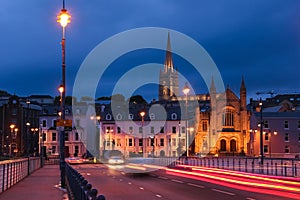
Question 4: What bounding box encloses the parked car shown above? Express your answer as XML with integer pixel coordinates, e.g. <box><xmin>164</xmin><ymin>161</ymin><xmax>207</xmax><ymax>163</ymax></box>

<box><xmin>66</xmin><ymin>157</ymin><xmax>89</xmax><ymax>164</ymax></box>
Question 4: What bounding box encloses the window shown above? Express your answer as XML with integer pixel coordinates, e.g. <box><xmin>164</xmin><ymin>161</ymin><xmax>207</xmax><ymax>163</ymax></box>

<box><xmin>42</xmin><ymin>120</ymin><xmax>47</xmax><ymax>127</ymax></box>
<box><xmin>128</xmin><ymin>114</ymin><xmax>133</xmax><ymax>120</ymax></box>
<box><xmin>172</xmin><ymin>126</ymin><xmax>176</xmax><ymax>134</ymax></box>
<box><xmin>264</xmin><ymin>145</ymin><xmax>268</xmax><ymax>153</ymax></box>
<box><xmin>75</xmin><ymin>132</ymin><xmax>79</xmax><ymax>141</ymax></box>
<box><xmin>75</xmin><ymin>146</ymin><xmax>79</xmax><ymax>155</ymax></box>
<box><xmin>222</xmin><ymin>109</ymin><xmax>234</xmax><ymax>126</ymax></box>
<box><xmin>53</xmin><ymin>120</ymin><xmax>57</xmax><ymax>128</ymax></box>
<box><xmin>285</xmin><ymin>133</ymin><xmax>289</xmax><ymax>142</ymax></box>
<box><xmin>160</xmin><ymin>138</ymin><xmax>164</xmax><ymax>146</ymax></box>
<box><xmin>42</xmin><ymin>132</ymin><xmax>46</xmax><ymax>141</ymax></box>
<box><xmin>139</xmin><ymin>139</ymin><xmax>143</xmax><ymax>146</ymax></box>
<box><xmin>52</xmin><ymin>132</ymin><xmax>57</xmax><ymax>141</ymax></box>
<box><xmin>298</xmin><ymin>133</ymin><xmax>300</xmax><ymax>142</ymax></box>
<box><xmin>298</xmin><ymin>121</ymin><xmax>300</xmax><ymax>129</ymax></box>
<box><xmin>117</xmin><ymin>139</ymin><xmax>121</xmax><ymax>146</ymax></box>
<box><xmin>171</xmin><ymin>113</ymin><xmax>177</xmax><ymax>120</ymax></box>
<box><xmin>52</xmin><ymin>146</ymin><xmax>56</xmax><ymax>154</ymax></box>
<box><xmin>181</xmin><ymin>126</ymin><xmax>186</xmax><ymax>133</ymax></box>
<box><xmin>139</xmin><ymin>127</ymin><xmax>143</xmax><ymax>133</ymax></box>
<box><xmin>160</xmin><ymin>127</ymin><xmax>164</xmax><ymax>133</ymax></box>
<box><xmin>172</xmin><ymin>138</ymin><xmax>176</xmax><ymax>146</ymax></box>
<box><xmin>264</xmin><ymin>120</ymin><xmax>269</xmax><ymax>129</ymax></box>
<box><xmin>202</xmin><ymin>121</ymin><xmax>208</xmax><ymax>132</ymax></box>
<box><xmin>284</xmin><ymin>121</ymin><xmax>289</xmax><ymax>129</ymax></box>
<box><xmin>220</xmin><ymin>139</ymin><xmax>226</xmax><ymax>151</ymax></box>
<box><xmin>150</xmin><ymin>113</ymin><xmax>155</xmax><ymax>120</ymax></box>
<box><xmin>230</xmin><ymin>139</ymin><xmax>237</xmax><ymax>152</ymax></box>
<box><xmin>150</xmin><ymin>126</ymin><xmax>154</xmax><ymax>134</ymax></box>
<box><xmin>106</xmin><ymin>114</ymin><xmax>112</xmax><ymax>120</ymax></box>
<box><xmin>264</xmin><ymin>132</ymin><xmax>269</xmax><ymax>141</ymax></box>
<box><xmin>129</xmin><ymin>126</ymin><xmax>133</xmax><ymax>134</ymax></box>
<box><xmin>284</xmin><ymin>145</ymin><xmax>290</xmax><ymax>153</ymax></box>
<box><xmin>65</xmin><ymin>132</ymin><xmax>69</xmax><ymax>141</ymax></box>
<box><xmin>129</xmin><ymin>138</ymin><xmax>133</xmax><ymax>146</ymax></box>
<box><xmin>117</xmin><ymin>127</ymin><xmax>121</xmax><ymax>133</ymax></box>
<box><xmin>116</xmin><ymin>114</ymin><xmax>122</xmax><ymax>120</ymax></box>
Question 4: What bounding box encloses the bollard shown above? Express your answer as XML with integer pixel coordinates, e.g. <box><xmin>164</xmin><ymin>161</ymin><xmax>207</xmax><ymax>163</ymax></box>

<box><xmin>90</xmin><ymin>188</ymin><xmax>98</xmax><ymax>200</ymax></box>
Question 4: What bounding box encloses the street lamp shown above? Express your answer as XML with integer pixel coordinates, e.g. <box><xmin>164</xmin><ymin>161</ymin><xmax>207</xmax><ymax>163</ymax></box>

<box><xmin>26</xmin><ymin>98</ymin><xmax>30</xmax><ymax>157</ymax></box>
<box><xmin>258</xmin><ymin>98</ymin><xmax>264</xmax><ymax>165</ymax></box>
<box><xmin>182</xmin><ymin>82</ymin><xmax>190</xmax><ymax>157</ymax></box>
<box><xmin>269</xmin><ymin>130</ymin><xmax>277</xmax><ymax>158</ymax></box>
<box><xmin>140</xmin><ymin>111</ymin><xmax>145</xmax><ymax>157</ymax></box>
<box><xmin>57</xmin><ymin>0</ymin><xmax>71</xmax><ymax>189</ymax></box>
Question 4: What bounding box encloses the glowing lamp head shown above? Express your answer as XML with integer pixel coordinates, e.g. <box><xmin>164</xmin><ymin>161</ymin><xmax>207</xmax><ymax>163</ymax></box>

<box><xmin>183</xmin><ymin>82</ymin><xmax>190</xmax><ymax>95</ymax></box>
<box><xmin>140</xmin><ymin>111</ymin><xmax>145</xmax><ymax>117</ymax></box>
<box><xmin>58</xmin><ymin>85</ymin><xmax>64</xmax><ymax>94</ymax></box>
<box><xmin>57</xmin><ymin>9</ymin><xmax>71</xmax><ymax>28</ymax></box>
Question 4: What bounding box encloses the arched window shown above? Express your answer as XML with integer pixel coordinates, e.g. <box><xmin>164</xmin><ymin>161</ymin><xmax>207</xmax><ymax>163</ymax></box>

<box><xmin>230</xmin><ymin>139</ymin><xmax>237</xmax><ymax>152</ymax></box>
<box><xmin>171</xmin><ymin>113</ymin><xmax>177</xmax><ymax>120</ymax></box>
<box><xmin>150</xmin><ymin>113</ymin><xmax>155</xmax><ymax>120</ymax></box>
<box><xmin>220</xmin><ymin>139</ymin><xmax>226</xmax><ymax>151</ymax></box>
<box><xmin>106</xmin><ymin>114</ymin><xmax>112</xmax><ymax>120</ymax></box>
<box><xmin>222</xmin><ymin>109</ymin><xmax>234</xmax><ymax>127</ymax></box>
<box><xmin>128</xmin><ymin>114</ymin><xmax>133</xmax><ymax>120</ymax></box>
<box><xmin>116</xmin><ymin>113</ymin><xmax>122</xmax><ymax>120</ymax></box>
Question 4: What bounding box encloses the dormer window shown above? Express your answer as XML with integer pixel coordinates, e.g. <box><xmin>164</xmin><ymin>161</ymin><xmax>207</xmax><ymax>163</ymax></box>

<box><xmin>171</xmin><ymin>113</ymin><xmax>177</xmax><ymax>120</ymax></box>
<box><xmin>150</xmin><ymin>113</ymin><xmax>155</xmax><ymax>120</ymax></box>
<box><xmin>116</xmin><ymin>114</ymin><xmax>122</xmax><ymax>120</ymax></box>
<box><xmin>128</xmin><ymin>114</ymin><xmax>133</xmax><ymax>120</ymax></box>
<box><xmin>106</xmin><ymin>114</ymin><xmax>112</xmax><ymax>120</ymax></box>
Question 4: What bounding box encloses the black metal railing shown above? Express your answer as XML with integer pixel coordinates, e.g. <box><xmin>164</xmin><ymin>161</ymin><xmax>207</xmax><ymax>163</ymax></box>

<box><xmin>0</xmin><ymin>157</ymin><xmax>42</xmax><ymax>193</ymax></box>
<box><xmin>65</xmin><ymin>163</ymin><xmax>105</xmax><ymax>200</ymax></box>
<box><xmin>176</xmin><ymin>156</ymin><xmax>300</xmax><ymax>177</ymax></box>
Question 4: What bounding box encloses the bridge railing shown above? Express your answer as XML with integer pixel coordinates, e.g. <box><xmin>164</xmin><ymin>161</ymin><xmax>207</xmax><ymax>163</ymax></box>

<box><xmin>177</xmin><ymin>156</ymin><xmax>300</xmax><ymax>177</ymax></box>
<box><xmin>0</xmin><ymin>157</ymin><xmax>42</xmax><ymax>194</ymax></box>
<box><xmin>65</xmin><ymin>163</ymin><xmax>105</xmax><ymax>200</ymax></box>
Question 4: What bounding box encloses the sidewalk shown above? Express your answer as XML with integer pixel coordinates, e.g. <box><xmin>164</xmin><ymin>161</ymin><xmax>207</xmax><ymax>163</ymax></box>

<box><xmin>0</xmin><ymin>165</ymin><xmax>67</xmax><ymax>200</ymax></box>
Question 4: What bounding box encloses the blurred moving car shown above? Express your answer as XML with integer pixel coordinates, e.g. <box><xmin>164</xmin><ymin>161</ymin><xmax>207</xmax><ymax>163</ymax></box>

<box><xmin>66</xmin><ymin>157</ymin><xmax>89</xmax><ymax>164</ymax></box>
<box><xmin>108</xmin><ymin>156</ymin><xmax>125</xmax><ymax>165</ymax></box>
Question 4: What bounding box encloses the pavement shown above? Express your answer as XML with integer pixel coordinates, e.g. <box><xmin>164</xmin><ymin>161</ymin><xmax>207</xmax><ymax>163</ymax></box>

<box><xmin>0</xmin><ymin>165</ymin><xmax>68</xmax><ymax>200</ymax></box>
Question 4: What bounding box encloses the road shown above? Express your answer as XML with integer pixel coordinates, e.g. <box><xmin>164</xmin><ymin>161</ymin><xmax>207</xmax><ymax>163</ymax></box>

<box><xmin>73</xmin><ymin>164</ymin><xmax>298</xmax><ymax>200</ymax></box>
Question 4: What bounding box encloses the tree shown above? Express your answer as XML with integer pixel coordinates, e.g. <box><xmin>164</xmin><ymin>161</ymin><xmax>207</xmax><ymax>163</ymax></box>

<box><xmin>128</xmin><ymin>95</ymin><xmax>147</xmax><ymax>104</ymax></box>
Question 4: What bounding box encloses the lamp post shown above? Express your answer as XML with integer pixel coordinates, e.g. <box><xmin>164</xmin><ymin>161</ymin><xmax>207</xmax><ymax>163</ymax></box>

<box><xmin>140</xmin><ymin>111</ymin><xmax>145</xmax><ymax>157</ymax></box>
<box><xmin>258</xmin><ymin>98</ymin><xmax>264</xmax><ymax>165</ymax></box>
<box><xmin>182</xmin><ymin>82</ymin><xmax>190</xmax><ymax>157</ymax></box>
<box><xmin>269</xmin><ymin>130</ymin><xmax>277</xmax><ymax>158</ymax></box>
<box><xmin>26</xmin><ymin>98</ymin><xmax>30</xmax><ymax>157</ymax></box>
<box><xmin>57</xmin><ymin>0</ymin><xmax>71</xmax><ymax>188</ymax></box>
<box><xmin>97</xmin><ymin>116</ymin><xmax>101</xmax><ymax>159</ymax></box>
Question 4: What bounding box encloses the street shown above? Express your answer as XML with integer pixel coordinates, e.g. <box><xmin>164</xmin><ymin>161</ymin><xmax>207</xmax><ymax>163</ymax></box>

<box><xmin>73</xmin><ymin>164</ymin><xmax>297</xmax><ymax>200</ymax></box>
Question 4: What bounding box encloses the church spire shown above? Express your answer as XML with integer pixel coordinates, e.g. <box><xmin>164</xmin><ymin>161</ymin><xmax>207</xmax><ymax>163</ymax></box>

<box><xmin>164</xmin><ymin>32</ymin><xmax>174</xmax><ymax>72</ymax></box>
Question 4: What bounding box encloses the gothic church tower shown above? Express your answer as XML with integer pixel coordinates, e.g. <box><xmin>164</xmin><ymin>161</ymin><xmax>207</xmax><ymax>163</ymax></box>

<box><xmin>158</xmin><ymin>33</ymin><xmax>179</xmax><ymax>101</ymax></box>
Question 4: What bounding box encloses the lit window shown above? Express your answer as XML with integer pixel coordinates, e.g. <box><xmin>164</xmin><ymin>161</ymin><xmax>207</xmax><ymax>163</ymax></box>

<box><xmin>222</xmin><ymin>109</ymin><xmax>234</xmax><ymax>127</ymax></box>
<box><xmin>202</xmin><ymin>121</ymin><xmax>208</xmax><ymax>132</ymax></box>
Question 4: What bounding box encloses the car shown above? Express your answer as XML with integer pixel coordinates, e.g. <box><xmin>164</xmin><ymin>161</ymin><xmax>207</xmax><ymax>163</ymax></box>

<box><xmin>108</xmin><ymin>156</ymin><xmax>125</xmax><ymax>165</ymax></box>
<box><xmin>66</xmin><ymin>157</ymin><xmax>84</xmax><ymax>164</ymax></box>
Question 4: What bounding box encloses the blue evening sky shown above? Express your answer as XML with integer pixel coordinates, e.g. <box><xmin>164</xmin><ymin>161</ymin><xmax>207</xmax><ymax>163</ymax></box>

<box><xmin>0</xmin><ymin>0</ymin><xmax>299</xmax><ymax>101</ymax></box>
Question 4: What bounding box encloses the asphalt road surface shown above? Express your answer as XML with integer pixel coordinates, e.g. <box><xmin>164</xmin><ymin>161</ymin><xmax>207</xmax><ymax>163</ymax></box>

<box><xmin>73</xmin><ymin>164</ymin><xmax>298</xmax><ymax>200</ymax></box>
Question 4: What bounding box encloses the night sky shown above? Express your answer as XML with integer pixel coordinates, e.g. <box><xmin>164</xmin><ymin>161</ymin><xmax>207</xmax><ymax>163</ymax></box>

<box><xmin>0</xmin><ymin>0</ymin><xmax>300</xmax><ymax>101</ymax></box>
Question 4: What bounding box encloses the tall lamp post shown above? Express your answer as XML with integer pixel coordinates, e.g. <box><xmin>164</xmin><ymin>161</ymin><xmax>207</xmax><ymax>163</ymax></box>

<box><xmin>140</xmin><ymin>111</ymin><xmax>145</xmax><ymax>157</ymax></box>
<box><xmin>57</xmin><ymin>0</ymin><xmax>71</xmax><ymax>188</ymax></box>
<box><xmin>182</xmin><ymin>82</ymin><xmax>190</xmax><ymax>157</ymax></box>
<box><xmin>258</xmin><ymin>98</ymin><xmax>264</xmax><ymax>165</ymax></box>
